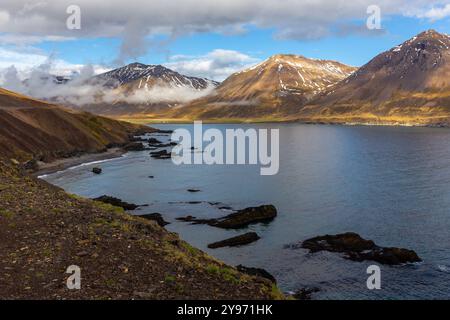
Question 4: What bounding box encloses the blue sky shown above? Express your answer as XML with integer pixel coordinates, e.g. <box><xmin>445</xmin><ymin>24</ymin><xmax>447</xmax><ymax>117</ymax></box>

<box><xmin>1</xmin><ymin>1</ymin><xmax>450</xmax><ymax>81</ymax></box>
<box><xmin>37</xmin><ymin>15</ymin><xmax>450</xmax><ymax>69</ymax></box>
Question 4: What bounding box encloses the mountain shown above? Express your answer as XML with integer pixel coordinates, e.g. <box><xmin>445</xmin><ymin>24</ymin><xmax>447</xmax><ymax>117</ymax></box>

<box><xmin>82</xmin><ymin>63</ymin><xmax>219</xmax><ymax>117</ymax></box>
<box><xmin>0</xmin><ymin>87</ymin><xmax>150</xmax><ymax>162</ymax></box>
<box><xmin>95</xmin><ymin>62</ymin><xmax>218</xmax><ymax>89</ymax></box>
<box><xmin>167</xmin><ymin>54</ymin><xmax>356</xmax><ymax>120</ymax></box>
<box><xmin>302</xmin><ymin>30</ymin><xmax>450</xmax><ymax>125</ymax></box>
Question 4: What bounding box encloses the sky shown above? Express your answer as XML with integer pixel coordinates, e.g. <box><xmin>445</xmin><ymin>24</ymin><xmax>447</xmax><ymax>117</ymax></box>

<box><xmin>1</xmin><ymin>0</ymin><xmax>450</xmax><ymax>82</ymax></box>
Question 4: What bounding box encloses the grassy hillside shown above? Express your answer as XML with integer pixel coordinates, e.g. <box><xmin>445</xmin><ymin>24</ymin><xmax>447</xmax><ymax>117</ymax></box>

<box><xmin>0</xmin><ymin>88</ymin><xmax>152</xmax><ymax>162</ymax></box>
<box><xmin>0</xmin><ymin>161</ymin><xmax>281</xmax><ymax>299</ymax></box>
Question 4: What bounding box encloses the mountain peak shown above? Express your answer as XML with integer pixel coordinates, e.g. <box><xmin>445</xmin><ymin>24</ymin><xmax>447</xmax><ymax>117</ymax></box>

<box><xmin>126</xmin><ymin>62</ymin><xmax>148</xmax><ymax>68</ymax></box>
<box><xmin>416</xmin><ymin>29</ymin><xmax>444</xmax><ymax>38</ymax></box>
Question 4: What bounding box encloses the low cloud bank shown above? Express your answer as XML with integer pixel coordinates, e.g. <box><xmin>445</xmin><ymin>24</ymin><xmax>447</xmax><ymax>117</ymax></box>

<box><xmin>0</xmin><ymin>61</ymin><xmax>215</xmax><ymax>106</ymax></box>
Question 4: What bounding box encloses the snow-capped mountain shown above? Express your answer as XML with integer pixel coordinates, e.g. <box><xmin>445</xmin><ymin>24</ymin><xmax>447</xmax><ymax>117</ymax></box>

<box><xmin>80</xmin><ymin>62</ymin><xmax>219</xmax><ymax>117</ymax></box>
<box><xmin>305</xmin><ymin>30</ymin><xmax>450</xmax><ymax>125</ymax></box>
<box><xmin>169</xmin><ymin>54</ymin><xmax>356</xmax><ymax>119</ymax></box>
<box><xmin>95</xmin><ymin>62</ymin><xmax>218</xmax><ymax>90</ymax></box>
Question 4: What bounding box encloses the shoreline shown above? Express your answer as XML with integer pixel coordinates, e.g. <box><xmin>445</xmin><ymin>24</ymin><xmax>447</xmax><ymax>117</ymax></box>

<box><xmin>117</xmin><ymin>117</ymin><xmax>450</xmax><ymax>128</ymax></box>
<box><xmin>33</xmin><ymin>148</ymin><xmax>126</xmax><ymax>177</ymax></box>
<box><xmin>1</xmin><ymin>161</ymin><xmax>281</xmax><ymax>299</ymax></box>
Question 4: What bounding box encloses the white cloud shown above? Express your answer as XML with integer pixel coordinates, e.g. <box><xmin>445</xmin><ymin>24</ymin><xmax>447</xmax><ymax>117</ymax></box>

<box><xmin>165</xmin><ymin>49</ymin><xmax>260</xmax><ymax>81</ymax></box>
<box><xmin>0</xmin><ymin>0</ymin><xmax>444</xmax><ymax>62</ymax></box>
<box><xmin>0</xmin><ymin>47</ymin><xmax>108</xmax><ymax>82</ymax></box>
<box><xmin>414</xmin><ymin>4</ymin><xmax>450</xmax><ymax>21</ymax></box>
<box><xmin>0</xmin><ymin>53</ymin><xmax>213</xmax><ymax>106</ymax></box>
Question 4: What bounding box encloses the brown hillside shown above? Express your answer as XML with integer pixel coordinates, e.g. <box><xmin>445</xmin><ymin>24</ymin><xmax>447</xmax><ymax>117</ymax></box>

<box><xmin>302</xmin><ymin>30</ymin><xmax>450</xmax><ymax>125</ymax></box>
<box><xmin>167</xmin><ymin>54</ymin><xmax>356</xmax><ymax>120</ymax></box>
<box><xmin>0</xmin><ymin>88</ymin><xmax>151</xmax><ymax>161</ymax></box>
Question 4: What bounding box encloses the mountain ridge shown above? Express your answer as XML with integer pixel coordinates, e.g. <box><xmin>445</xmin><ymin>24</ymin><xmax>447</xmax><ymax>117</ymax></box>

<box><xmin>299</xmin><ymin>29</ymin><xmax>450</xmax><ymax>125</ymax></box>
<box><xmin>0</xmin><ymin>87</ymin><xmax>152</xmax><ymax>162</ymax></box>
<box><xmin>165</xmin><ymin>54</ymin><xmax>356</xmax><ymax>120</ymax></box>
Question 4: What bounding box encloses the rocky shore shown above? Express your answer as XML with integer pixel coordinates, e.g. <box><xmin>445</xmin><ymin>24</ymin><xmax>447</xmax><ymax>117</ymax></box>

<box><xmin>0</xmin><ymin>160</ymin><xmax>283</xmax><ymax>299</ymax></box>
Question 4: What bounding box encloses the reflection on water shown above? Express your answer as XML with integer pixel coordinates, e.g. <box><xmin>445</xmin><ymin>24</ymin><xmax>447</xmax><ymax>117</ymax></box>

<box><xmin>43</xmin><ymin>124</ymin><xmax>450</xmax><ymax>299</ymax></box>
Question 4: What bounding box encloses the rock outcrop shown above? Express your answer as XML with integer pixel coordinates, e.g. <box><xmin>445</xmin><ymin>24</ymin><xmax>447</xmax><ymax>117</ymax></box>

<box><xmin>299</xmin><ymin>232</ymin><xmax>422</xmax><ymax>265</ymax></box>
<box><xmin>93</xmin><ymin>195</ymin><xmax>139</xmax><ymax>211</ymax></box>
<box><xmin>207</xmin><ymin>232</ymin><xmax>260</xmax><ymax>249</ymax></box>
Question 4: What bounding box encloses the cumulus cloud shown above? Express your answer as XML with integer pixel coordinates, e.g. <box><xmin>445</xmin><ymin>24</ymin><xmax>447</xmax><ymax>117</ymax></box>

<box><xmin>0</xmin><ymin>47</ymin><xmax>107</xmax><ymax>78</ymax></box>
<box><xmin>0</xmin><ymin>0</ymin><xmax>445</xmax><ymax>62</ymax></box>
<box><xmin>165</xmin><ymin>49</ymin><xmax>260</xmax><ymax>81</ymax></box>
<box><xmin>414</xmin><ymin>4</ymin><xmax>450</xmax><ymax>21</ymax></box>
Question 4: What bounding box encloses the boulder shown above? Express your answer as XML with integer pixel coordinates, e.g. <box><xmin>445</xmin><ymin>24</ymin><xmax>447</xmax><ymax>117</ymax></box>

<box><xmin>123</xmin><ymin>142</ymin><xmax>145</xmax><ymax>151</ymax></box>
<box><xmin>93</xmin><ymin>195</ymin><xmax>139</xmax><ymax>211</ymax></box>
<box><xmin>300</xmin><ymin>232</ymin><xmax>421</xmax><ymax>265</ymax></box>
<box><xmin>207</xmin><ymin>232</ymin><xmax>260</xmax><ymax>249</ymax></box>
<box><xmin>23</xmin><ymin>158</ymin><xmax>39</xmax><ymax>171</ymax></box>
<box><xmin>137</xmin><ymin>213</ymin><xmax>170</xmax><ymax>227</ymax></box>
<box><xmin>211</xmin><ymin>205</ymin><xmax>277</xmax><ymax>229</ymax></box>
<box><xmin>187</xmin><ymin>189</ymin><xmax>201</xmax><ymax>193</ymax></box>
<box><xmin>92</xmin><ymin>167</ymin><xmax>102</xmax><ymax>174</ymax></box>
<box><xmin>147</xmin><ymin>137</ymin><xmax>162</xmax><ymax>144</ymax></box>
<box><xmin>177</xmin><ymin>205</ymin><xmax>277</xmax><ymax>229</ymax></box>
<box><xmin>236</xmin><ymin>265</ymin><xmax>276</xmax><ymax>283</ymax></box>
<box><xmin>292</xmin><ymin>287</ymin><xmax>320</xmax><ymax>300</ymax></box>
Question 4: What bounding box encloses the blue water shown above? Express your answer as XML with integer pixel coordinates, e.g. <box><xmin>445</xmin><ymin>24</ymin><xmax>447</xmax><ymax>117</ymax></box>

<box><xmin>43</xmin><ymin>124</ymin><xmax>450</xmax><ymax>299</ymax></box>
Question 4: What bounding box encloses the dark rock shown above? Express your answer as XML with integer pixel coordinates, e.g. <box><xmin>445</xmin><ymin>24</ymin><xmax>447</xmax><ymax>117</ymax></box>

<box><xmin>208</xmin><ymin>232</ymin><xmax>260</xmax><ymax>249</ymax></box>
<box><xmin>236</xmin><ymin>265</ymin><xmax>276</xmax><ymax>283</ymax></box>
<box><xmin>23</xmin><ymin>158</ymin><xmax>39</xmax><ymax>171</ymax></box>
<box><xmin>93</xmin><ymin>195</ymin><xmax>139</xmax><ymax>211</ymax></box>
<box><xmin>129</xmin><ymin>136</ymin><xmax>147</xmax><ymax>142</ymax></box>
<box><xmin>123</xmin><ymin>142</ymin><xmax>145</xmax><ymax>151</ymax></box>
<box><xmin>219</xmin><ymin>206</ymin><xmax>233</xmax><ymax>210</ymax></box>
<box><xmin>176</xmin><ymin>205</ymin><xmax>277</xmax><ymax>229</ymax></box>
<box><xmin>302</xmin><ymin>232</ymin><xmax>375</xmax><ymax>253</ymax></box>
<box><xmin>176</xmin><ymin>215</ymin><xmax>211</xmax><ymax>224</ymax></box>
<box><xmin>147</xmin><ymin>137</ymin><xmax>162</xmax><ymax>144</ymax></box>
<box><xmin>187</xmin><ymin>189</ymin><xmax>201</xmax><ymax>193</ymax></box>
<box><xmin>148</xmin><ymin>175</ymin><xmax>154</xmax><ymax>179</ymax></box>
<box><xmin>92</xmin><ymin>167</ymin><xmax>102</xmax><ymax>174</ymax></box>
<box><xmin>137</xmin><ymin>213</ymin><xmax>170</xmax><ymax>227</ymax></box>
<box><xmin>155</xmin><ymin>129</ymin><xmax>173</xmax><ymax>134</ymax></box>
<box><xmin>300</xmin><ymin>232</ymin><xmax>422</xmax><ymax>265</ymax></box>
<box><xmin>292</xmin><ymin>287</ymin><xmax>320</xmax><ymax>300</ymax></box>
<box><xmin>211</xmin><ymin>205</ymin><xmax>277</xmax><ymax>229</ymax></box>
<box><xmin>176</xmin><ymin>215</ymin><xmax>196</xmax><ymax>222</ymax></box>
<box><xmin>150</xmin><ymin>150</ymin><xmax>171</xmax><ymax>159</ymax></box>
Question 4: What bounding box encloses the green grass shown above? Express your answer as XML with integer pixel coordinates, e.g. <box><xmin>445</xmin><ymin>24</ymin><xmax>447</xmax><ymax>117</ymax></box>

<box><xmin>164</xmin><ymin>275</ymin><xmax>176</xmax><ymax>283</ymax></box>
<box><xmin>206</xmin><ymin>264</ymin><xmax>240</xmax><ymax>284</ymax></box>
<box><xmin>0</xmin><ymin>208</ymin><xmax>15</xmax><ymax>219</ymax></box>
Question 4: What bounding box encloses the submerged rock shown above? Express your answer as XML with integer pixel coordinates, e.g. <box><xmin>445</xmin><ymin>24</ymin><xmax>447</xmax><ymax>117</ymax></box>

<box><xmin>150</xmin><ymin>150</ymin><xmax>171</xmax><ymax>159</ymax></box>
<box><xmin>137</xmin><ymin>213</ymin><xmax>170</xmax><ymax>227</ymax></box>
<box><xmin>93</xmin><ymin>195</ymin><xmax>139</xmax><ymax>211</ymax></box>
<box><xmin>300</xmin><ymin>232</ymin><xmax>421</xmax><ymax>265</ymax></box>
<box><xmin>92</xmin><ymin>167</ymin><xmax>102</xmax><ymax>174</ymax></box>
<box><xmin>207</xmin><ymin>232</ymin><xmax>260</xmax><ymax>249</ymax></box>
<box><xmin>236</xmin><ymin>265</ymin><xmax>276</xmax><ymax>283</ymax></box>
<box><xmin>292</xmin><ymin>287</ymin><xmax>320</xmax><ymax>300</ymax></box>
<box><xmin>187</xmin><ymin>189</ymin><xmax>201</xmax><ymax>193</ymax></box>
